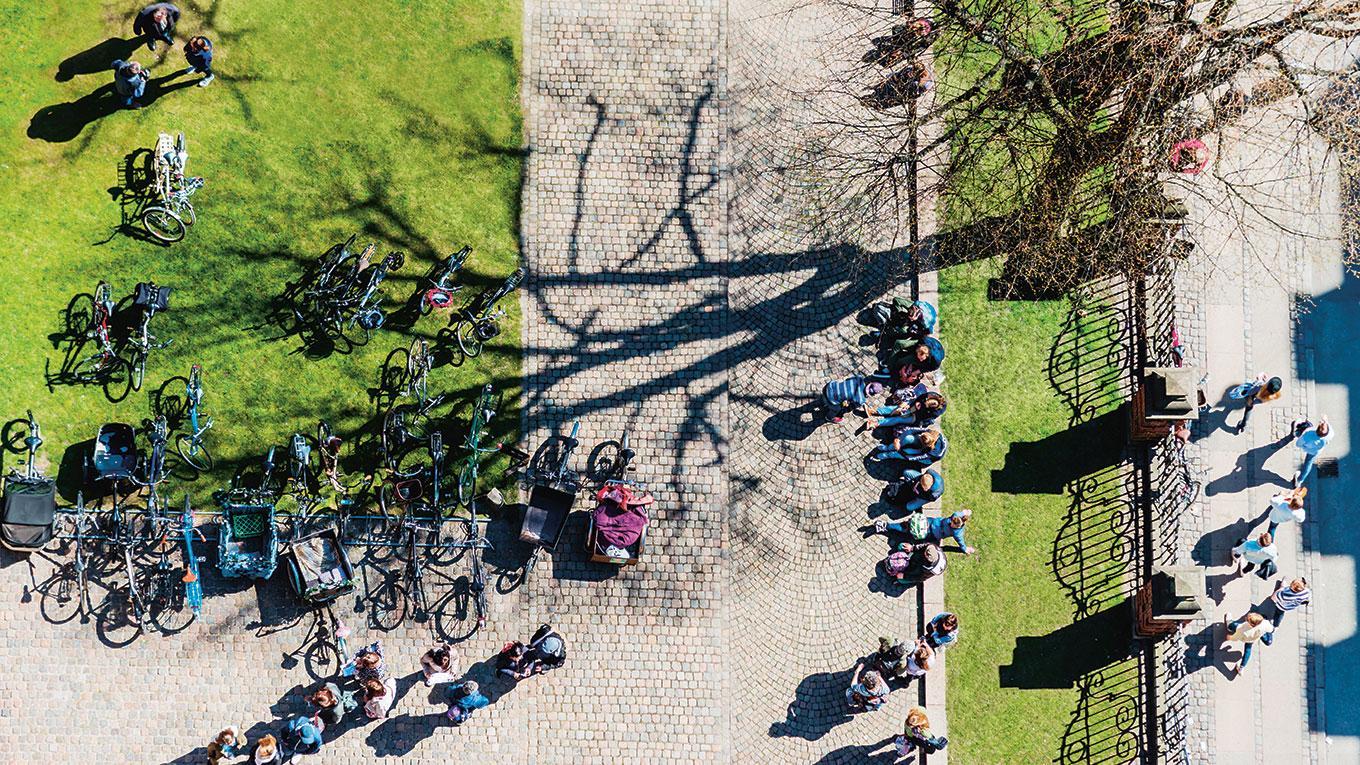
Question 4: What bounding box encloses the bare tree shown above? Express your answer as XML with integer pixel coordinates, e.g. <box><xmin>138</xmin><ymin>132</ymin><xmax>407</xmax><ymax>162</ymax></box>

<box><xmin>799</xmin><ymin>0</ymin><xmax>1360</xmax><ymax>295</ymax></box>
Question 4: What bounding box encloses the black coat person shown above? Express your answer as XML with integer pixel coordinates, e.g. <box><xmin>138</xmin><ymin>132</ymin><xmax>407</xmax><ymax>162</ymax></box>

<box><xmin>133</xmin><ymin>3</ymin><xmax>180</xmax><ymax>50</ymax></box>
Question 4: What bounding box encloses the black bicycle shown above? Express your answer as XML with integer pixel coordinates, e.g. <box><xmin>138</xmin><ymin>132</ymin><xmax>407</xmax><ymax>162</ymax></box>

<box><xmin>452</xmin><ymin>267</ymin><xmax>523</xmax><ymax>358</ymax></box>
<box><xmin>420</xmin><ymin>246</ymin><xmax>472</xmax><ymax>314</ymax></box>
<box><xmin>129</xmin><ymin>282</ymin><xmax>173</xmax><ymax>391</ymax></box>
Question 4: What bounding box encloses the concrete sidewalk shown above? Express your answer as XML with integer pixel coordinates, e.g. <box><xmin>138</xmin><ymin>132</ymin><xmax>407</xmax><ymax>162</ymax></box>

<box><xmin>1175</xmin><ymin>61</ymin><xmax>1350</xmax><ymax>765</ymax></box>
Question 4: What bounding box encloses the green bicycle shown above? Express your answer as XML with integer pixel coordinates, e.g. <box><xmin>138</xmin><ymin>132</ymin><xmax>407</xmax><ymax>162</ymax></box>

<box><xmin>457</xmin><ymin>384</ymin><xmax>500</xmax><ymax>505</ymax></box>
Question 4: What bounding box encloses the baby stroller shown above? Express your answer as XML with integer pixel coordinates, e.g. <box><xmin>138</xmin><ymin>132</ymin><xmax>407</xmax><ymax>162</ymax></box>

<box><xmin>284</xmin><ymin>527</ymin><xmax>356</xmax><ymax>604</ymax></box>
<box><xmin>1</xmin><ymin>411</ymin><xmax>56</xmax><ymax>552</ymax></box>
<box><xmin>87</xmin><ymin>422</ymin><xmax>138</xmax><ymax>485</ymax></box>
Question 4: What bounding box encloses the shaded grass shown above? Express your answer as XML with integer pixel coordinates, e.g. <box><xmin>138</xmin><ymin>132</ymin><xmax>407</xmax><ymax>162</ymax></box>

<box><xmin>0</xmin><ymin>0</ymin><xmax>523</xmax><ymax>506</ymax></box>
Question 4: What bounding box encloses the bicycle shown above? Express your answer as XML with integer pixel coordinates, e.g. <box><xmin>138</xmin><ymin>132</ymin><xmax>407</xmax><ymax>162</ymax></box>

<box><xmin>521</xmin><ymin>421</ymin><xmax>581</xmax><ymax>577</ymax></box>
<box><xmin>586</xmin><ymin>431</ymin><xmax>638</xmax><ymax>485</ymax></box>
<box><xmin>371</xmin><ymin>512</ymin><xmax>446</xmax><ymax>629</ymax></box>
<box><xmin>405</xmin><ymin>338</ymin><xmax>433</xmax><ymax>405</ymax></box>
<box><xmin>70</xmin><ymin>281</ymin><xmax>125</xmax><ymax>383</ymax></box>
<box><xmin>345</xmin><ymin>251</ymin><xmax>405</xmax><ymax>343</ymax></box>
<box><xmin>381</xmin><ymin>393</ymin><xmax>447</xmax><ymax>469</ymax></box>
<box><xmin>1166</xmin><ymin>435</ymin><xmax>1204</xmax><ymax>512</ymax></box>
<box><xmin>139</xmin><ymin>493</ymin><xmax>201</xmax><ymax>633</ymax></box>
<box><xmin>141</xmin><ymin>132</ymin><xmax>205</xmax><ymax>243</ymax></box>
<box><xmin>175</xmin><ymin>364</ymin><xmax>214</xmax><ymax>471</ymax></box>
<box><xmin>451</xmin><ymin>267</ymin><xmax>523</xmax><ymax>358</ymax></box>
<box><xmin>287</xmin><ymin>432</ymin><xmax>314</xmax><ymax>497</ymax></box>
<box><xmin>456</xmin><ymin>384</ymin><xmax>500</xmax><ymax>505</ymax></box>
<box><xmin>134</xmin><ymin>416</ymin><xmax>170</xmax><ymax>488</ymax></box>
<box><xmin>377</xmin><ymin>430</ymin><xmax>444</xmax><ymax>534</ymax></box>
<box><xmin>129</xmin><ymin>282</ymin><xmax>173</xmax><ymax>391</ymax></box>
<box><xmin>420</xmin><ymin>246</ymin><xmax>472</xmax><ymax>314</ymax></box>
<box><xmin>44</xmin><ymin>493</ymin><xmax>106</xmax><ymax>625</ymax></box>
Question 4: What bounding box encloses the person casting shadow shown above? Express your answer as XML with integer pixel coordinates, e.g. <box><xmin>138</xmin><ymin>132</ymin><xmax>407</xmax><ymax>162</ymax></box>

<box><xmin>28</xmin><ymin>69</ymin><xmax>198</xmax><ymax>143</ymax></box>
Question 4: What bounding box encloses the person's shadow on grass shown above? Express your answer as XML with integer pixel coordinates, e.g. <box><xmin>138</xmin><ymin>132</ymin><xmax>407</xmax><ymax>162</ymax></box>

<box><xmin>29</xmin><ymin>70</ymin><xmax>197</xmax><ymax>143</ymax></box>
<box><xmin>56</xmin><ymin>37</ymin><xmax>143</xmax><ymax>81</ymax></box>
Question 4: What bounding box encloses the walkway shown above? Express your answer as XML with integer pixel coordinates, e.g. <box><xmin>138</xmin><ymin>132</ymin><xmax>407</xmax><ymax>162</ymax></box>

<box><xmin>1172</xmin><ymin>33</ymin><xmax>1356</xmax><ymax>764</ymax></box>
<box><xmin>0</xmin><ymin>1</ymin><xmax>941</xmax><ymax>762</ymax></box>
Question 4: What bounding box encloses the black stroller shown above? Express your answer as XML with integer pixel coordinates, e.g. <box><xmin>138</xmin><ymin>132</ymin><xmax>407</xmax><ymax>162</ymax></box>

<box><xmin>1</xmin><ymin>411</ymin><xmax>56</xmax><ymax>553</ymax></box>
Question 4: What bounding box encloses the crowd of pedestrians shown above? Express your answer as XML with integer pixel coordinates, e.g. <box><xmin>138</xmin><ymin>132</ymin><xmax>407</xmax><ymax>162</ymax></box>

<box><xmin>202</xmin><ymin>625</ymin><xmax>567</xmax><ymax>761</ymax></box>
<box><xmin>113</xmin><ymin>3</ymin><xmax>216</xmax><ymax>109</ymax></box>
<box><xmin>811</xmin><ymin>284</ymin><xmax>973</xmax><ymax>755</ymax></box>
<box><xmin>1214</xmin><ymin>376</ymin><xmax>1326</xmax><ymax>677</ymax></box>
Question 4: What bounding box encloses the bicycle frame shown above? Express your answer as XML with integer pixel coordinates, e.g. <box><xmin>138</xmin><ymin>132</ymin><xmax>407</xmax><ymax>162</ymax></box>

<box><xmin>181</xmin><ymin>496</ymin><xmax>203</xmax><ymax>617</ymax></box>
<box><xmin>456</xmin><ymin>384</ymin><xmax>499</xmax><ymax>504</ymax></box>
<box><xmin>136</xmin><ymin>417</ymin><xmax>169</xmax><ymax>487</ymax></box>
<box><xmin>421</xmin><ymin>246</ymin><xmax>471</xmax><ymax>312</ymax></box>
<box><xmin>289</xmin><ymin>433</ymin><xmax>313</xmax><ymax>495</ymax></box>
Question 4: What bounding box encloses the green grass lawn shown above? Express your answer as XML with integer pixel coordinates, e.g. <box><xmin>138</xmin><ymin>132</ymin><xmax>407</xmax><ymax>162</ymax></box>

<box><xmin>0</xmin><ymin>1</ymin><xmax>522</xmax><ymax>506</ymax></box>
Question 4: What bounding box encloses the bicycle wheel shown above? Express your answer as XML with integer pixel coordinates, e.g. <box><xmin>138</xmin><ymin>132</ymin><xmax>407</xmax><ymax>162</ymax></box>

<box><xmin>175</xmin><ymin>433</ymin><xmax>214</xmax><ymax>472</ymax></box>
<box><xmin>132</xmin><ymin>351</ymin><xmax>147</xmax><ymax>391</ymax></box>
<box><xmin>178</xmin><ymin>200</ymin><xmax>196</xmax><ymax>228</ymax></box>
<box><xmin>141</xmin><ymin>206</ymin><xmax>186</xmax><ymax>243</ymax></box>
<box><xmin>454</xmin><ymin>320</ymin><xmax>484</xmax><ymax>358</ymax></box>
<box><xmin>72</xmin><ymin>353</ymin><xmax>121</xmax><ymax>383</ymax></box>
<box><xmin>457</xmin><ymin>460</ymin><xmax>477</xmax><ymax>506</ymax></box>
<box><xmin>368</xmin><ymin>577</ymin><xmax>409</xmax><ymax>631</ymax></box>
<box><xmin>146</xmin><ymin>569</ymin><xmax>196</xmax><ymax>634</ymax></box>
<box><xmin>471</xmin><ymin>552</ymin><xmax>488</xmax><ymax>628</ymax></box>
<box><xmin>39</xmin><ymin>568</ymin><xmax>83</xmax><ymax>625</ymax></box>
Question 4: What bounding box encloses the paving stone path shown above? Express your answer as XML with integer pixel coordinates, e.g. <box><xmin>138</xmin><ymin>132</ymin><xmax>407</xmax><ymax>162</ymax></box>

<box><xmin>0</xmin><ymin>1</ymin><xmax>941</xmax><ymax>762</ymax></box>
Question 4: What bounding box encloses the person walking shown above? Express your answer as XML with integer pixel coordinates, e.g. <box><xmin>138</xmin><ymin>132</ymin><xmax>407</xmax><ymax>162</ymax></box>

<box><xmin>1231</xmin><ymin>532</ymin><xmax>1279</xmax><ymax>579</ymax></box>
<box><xmin>133</xmin><ymin>3</ymin><xmax>180</xmax><ymax>50</ymax></box>
<box><xmin>280</xmin><ymin>716</ymin><xmax>323</xmax><ymax>757</ymax></box>
<box><xmin>306</xmin><ymin>682</ymin><xmax>354</xmax><ymax>727</ymax></box>
<box><xmin>1220</xmin><ymin>612</ymin><xmax>1272</xmax><ymax>675</ymax></box>
<box><xmin>875</xmin><ymin>510</ymin><xmax>976</xmax><ymax>554</ymax></box>
<box><xmin>902</xmin><ymin>639</ymin><xmax>935</xmax><ymax>679</ymax></box>
<box><xmin>846</xmin><ymin>663</ymin><xmax>891</xmax><ymax>711</ymax></box>
<box><xmin>421</xmin><ymin>642</ymin><xmax>458</xmax><ymax>686</ymax></box>
<box><xmin>894</xmin><ymin>706</ymin><xmax>948</xmax><ymax>758</ymax></box>
<box><xmin>183</xmin><ymin>35</ymin><xmax>214</xmax><ymax>87</ymax></box>
<box><xmin>445</xmin><ymin>680</ymin><xmax>491</xmax><ymax>724</ymax></box>
<box><xmin>248</xmin><ymin>733</ymin><xmax>282</xmax><ymax>765</ymax></box>
<box><xmin>362</xmin><ymin>676</ymin><xmax>397</xmax><ymax>720</ymax></box>
<box><xmin>1266</xmin><ymin>487</ymin><xmax>1307</xmax><ymax>537</ymax></box>
<box><xmin>923</xmin><ymin>612</ymin><xmax>960</xmax><ymax>651</ymax></box>
<box><xmin>1292</xmin><ymin>417</ymin><xmax>1332</xmax><ymax>487</ymax></box>
<box><xmin>1231</xmin><ymin>374</ymin><xmax>1282</xmax><ymax>433</ymax></box>
<box><xmin>1262</xmin><ymin>577</ymin><xmax>1311</xmax><ymax>634</ymax></box>
<box><xmin>206</xmin><ymin>726</ymin><xmax>245</xmax><ymax>765</ymax></box>
<box><xmin>110</xmin><ymin>59</ymin><xmax>150</xmax><ymax>109</ymax></box>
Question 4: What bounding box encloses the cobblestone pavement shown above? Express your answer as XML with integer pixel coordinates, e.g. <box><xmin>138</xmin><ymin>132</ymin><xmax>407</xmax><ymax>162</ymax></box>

<box><xmin>0</xmin><ymin>1</ymin><xmax>941</xmax><ymax>763</ymax></box>
<box><xmin>1166</xmin><ymin>28</ymin><xmax>1357</xmax><ymax>764</ymax></box>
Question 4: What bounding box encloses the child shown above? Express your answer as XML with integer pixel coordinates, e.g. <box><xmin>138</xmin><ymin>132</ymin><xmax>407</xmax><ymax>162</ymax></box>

<box><xmin>421</xmin><ymin>642</ymin><xmax>458</xmax><ymax>686</ymax></box>
<box><xmin>206</xmin><ymin>726</ymin><xmax>245</xmax><ymax>765</ymax></box>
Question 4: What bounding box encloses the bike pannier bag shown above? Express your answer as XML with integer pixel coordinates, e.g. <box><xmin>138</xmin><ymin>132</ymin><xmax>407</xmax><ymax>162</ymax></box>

<box><xmin>134</xmin><ymin>282</ymin><xmax>172</xmax><ymax>310</ymax></box>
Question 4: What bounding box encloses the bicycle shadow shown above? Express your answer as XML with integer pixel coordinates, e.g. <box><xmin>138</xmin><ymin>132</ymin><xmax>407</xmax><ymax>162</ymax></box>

<box><xmin>96</xmin><ymin>148</ymin><xmax>173</xmax><ymax>247</ymax></box>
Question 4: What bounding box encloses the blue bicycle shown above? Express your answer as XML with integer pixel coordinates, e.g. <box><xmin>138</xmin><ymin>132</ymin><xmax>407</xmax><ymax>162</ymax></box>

<box><xmin>175</xmin><ymin>364</ymin><xmax>214</xmax><ymax>471</ymax></box>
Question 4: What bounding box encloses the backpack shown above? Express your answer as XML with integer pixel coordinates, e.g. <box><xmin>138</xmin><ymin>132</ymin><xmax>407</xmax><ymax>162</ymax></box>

<box><xmin>884</xmin><ymin>480</ymin><xmax>913</xmax><ymax>506</ymax></box>
<box><xmin>134</xmin><ymin>282</ymin><xmax>171</xmax><ymax>311</ymax></box>
<box><xmin>884</xmin><ymin>549</ymin><xmax>912</xmax><ymax>577</ymax></box>
<box><xmin>906</xmin><ymin>514</ymin><xmax>930</xmax><ymax>541</ymax></box>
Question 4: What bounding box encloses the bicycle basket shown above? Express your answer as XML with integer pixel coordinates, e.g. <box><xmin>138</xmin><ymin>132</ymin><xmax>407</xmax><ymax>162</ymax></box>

<box><xmin>474</xmin><ymin>321</ymin><xmax>501</xmax><ymax>342</ymax></box>
<box><xmin>134</xmin><ymin>282</ymin><xmax>172</xmax><ymax>311</ymax></box>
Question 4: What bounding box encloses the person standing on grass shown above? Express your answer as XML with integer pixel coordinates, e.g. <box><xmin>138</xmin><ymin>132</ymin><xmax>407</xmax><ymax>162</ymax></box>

<box><xmin>133</xmin><ymin>3</ymin><xmax>180</xmax><ymax>51</ymax></box>
<box><xmin>1266</xmin><ymin>487</ymin><xmax>1306</xmax><ymax>537</ymax></box>
<box><xmin>111</xmin><ymin>59</ymin><xmax>150</xmax><ymax>109</ymax></box>
<box><xmin>1220</xmin><ymin>612</ymin><xmax>1272</xmax><ymax>676</ymax></box>
<box><xmin>1231</xmin><ymin>532</ymin><xmax>1278</xmax><ymax>579</ymax></box>
<box><xmin>1292</xmin><ymin>418</ymin><xmax>1332</xmax><ymax>487</ymax></box>
<box><xmin>183</xmin><ymin>35</ymin><xmax>214</xmax><ymax>87</ymax></box>
<box><xmin>1231</xmin><ymin>374</ymin><xmax>1282</xmax><ymax>433</ymax></box>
